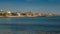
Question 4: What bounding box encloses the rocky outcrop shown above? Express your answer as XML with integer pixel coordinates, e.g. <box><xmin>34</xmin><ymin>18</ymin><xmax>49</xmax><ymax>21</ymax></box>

<box><xmin>0</xmin><ymin>11</ymin><xmax>60</xmax><ymax>17</ymax></box>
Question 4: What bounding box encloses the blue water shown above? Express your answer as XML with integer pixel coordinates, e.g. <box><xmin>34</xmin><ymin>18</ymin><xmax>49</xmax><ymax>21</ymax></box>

<box><xmin>0</xmin><ymin>16</ymin><xmax>60</xmax><ymax>34</ymax></box>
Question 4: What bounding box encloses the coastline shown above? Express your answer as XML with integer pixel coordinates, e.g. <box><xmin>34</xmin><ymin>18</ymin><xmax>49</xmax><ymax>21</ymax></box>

<box><xmin>0</xmin><ymin>16</ymin><xmax>37</xmax><ymax>18</ymax></box>
<box><xmin>0</xmin><ymin>11</ymin><xmax>60</xmax><ymax>18</ymax></box>
<box><xmin>0</xmin><ymin>15</ymin><xmax>59</xmax><ymax>18</ymax></box>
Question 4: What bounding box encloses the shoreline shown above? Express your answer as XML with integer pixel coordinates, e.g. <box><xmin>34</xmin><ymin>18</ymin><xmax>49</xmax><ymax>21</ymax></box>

<box><xmin>0</xmin><ymin>16</ymin><xmax>37</xmax><ymax>18</ymax></box>
<box><xmin>0</xmin><ymin>15</ymin><xmax>60</xmax><ymax>18</ymax></box>
<box><xmin>0</xmin><ymin>11</ymin><xmax>60</xmax><ymax>17</ymax></box>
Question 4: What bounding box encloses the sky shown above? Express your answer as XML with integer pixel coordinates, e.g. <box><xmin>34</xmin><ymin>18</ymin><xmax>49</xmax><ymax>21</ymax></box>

<box><xmin>0</xmin><ymin>0</ymin><xmax>60</xmax><ymax>14</ymax></box>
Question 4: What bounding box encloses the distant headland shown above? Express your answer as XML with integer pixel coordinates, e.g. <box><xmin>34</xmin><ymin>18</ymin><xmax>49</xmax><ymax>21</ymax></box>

<box><xmin>0</xmin><ymin>10</ymin><xmax>60</xmax><ymax>18</ymax></box>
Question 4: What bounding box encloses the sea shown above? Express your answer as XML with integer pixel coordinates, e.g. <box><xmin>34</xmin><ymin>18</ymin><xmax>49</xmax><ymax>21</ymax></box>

<box><xmin>0</xmin><ymin>16</ymin><xmax>60</xmax><ymax>34</ymax></box>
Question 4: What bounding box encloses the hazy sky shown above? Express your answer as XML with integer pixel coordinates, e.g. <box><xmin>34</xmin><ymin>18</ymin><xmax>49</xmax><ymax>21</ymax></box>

<box><xmin>0</xmin><ymin>0</ymin><xmax>60</xmax><ymax>14</ymax></box>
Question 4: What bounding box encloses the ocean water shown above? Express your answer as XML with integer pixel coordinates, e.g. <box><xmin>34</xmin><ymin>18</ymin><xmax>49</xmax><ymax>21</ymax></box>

<box><xmin>0</xmin><ymin>16</ymin><xmax>60</xmax><ymax>34</ymax></box>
